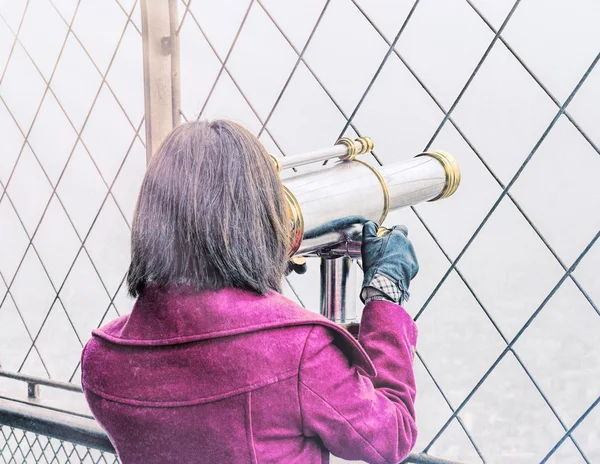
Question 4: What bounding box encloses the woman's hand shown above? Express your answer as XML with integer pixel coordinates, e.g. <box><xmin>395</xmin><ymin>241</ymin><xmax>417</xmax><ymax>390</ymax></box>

<box><xmin>360</xmin><ymin>221</ymin><xmax>419</xmax><ymax>305</ymax></box>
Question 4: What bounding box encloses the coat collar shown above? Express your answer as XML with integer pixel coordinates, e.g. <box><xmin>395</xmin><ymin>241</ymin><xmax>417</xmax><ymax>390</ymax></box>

<box><xmin>92</xmin><ymin>286</ymin><xmax>376</xmax><ymax>376</ymax></box>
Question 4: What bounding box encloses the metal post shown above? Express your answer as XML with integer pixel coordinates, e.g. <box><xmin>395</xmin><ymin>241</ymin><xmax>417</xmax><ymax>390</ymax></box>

<box><xmin>320</xmin><ymin>256</ymin><xmax>357</xmax><ymax>324</ymax></box>
<box><xmin>140</xmin><ymin>0</ymin><xmax>181</xmax><ymax>162</ymax></box>
<box><xmin>27</xmin><ymin>382</ymin><xmax>40</xmax><ymax>401</ymax></box>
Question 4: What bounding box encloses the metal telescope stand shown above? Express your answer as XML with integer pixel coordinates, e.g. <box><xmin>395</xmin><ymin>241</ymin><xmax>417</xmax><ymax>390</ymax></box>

<box><xmin>320</xmin><ymin>255</ymin><xmax>359</xmax><ymax>335</ymax></box>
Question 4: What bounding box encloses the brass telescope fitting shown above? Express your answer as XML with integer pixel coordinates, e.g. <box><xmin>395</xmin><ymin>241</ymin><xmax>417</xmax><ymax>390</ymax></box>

<box><xmin>335</xmin><ymin>136</ymin><xmax>374</xmax><ymax>161</ymax></box>
<box><xmin>415</xmin><ymin>150</ymin><xmax>461</xmax><ymax>201</ymax></box>
<box><xmin>270</xmin><ymin>155</ymin><xmax>282</xmax><ymax>173</ymax></box>
<box><xmin>335</xmin><ymin>137</ymin><xmax>358</xmax><ymax>160</ymax></box>
<box><xmin>353</xmin><ymin>159</ymin><xmax>390</xmax><ymax>225</ymax></box>
<box><xmin>284</xmin><ymin>186</ymin><xmax>304</xmax><ymax>258</ymax></box>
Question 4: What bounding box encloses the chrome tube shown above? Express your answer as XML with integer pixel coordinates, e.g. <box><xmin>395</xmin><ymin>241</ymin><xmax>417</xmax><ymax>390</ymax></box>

<box><xmin>283</xmin><ymin>151</ymin><xmax>460</xmax><ymax>257</ymax></box>
<box><xmin>274</xmin><ymin>136</ymin><xmax>374</xmax><ymax>170</ymax></box>
<box><xmin>280</xmin><ymin>144</ymin><xmax>348</xmax><ymax>170</ymax></box>
<box><xmin>319</xmin><ymin>256</ymin><xmax>357</xmax><ymax>323</ymax></box>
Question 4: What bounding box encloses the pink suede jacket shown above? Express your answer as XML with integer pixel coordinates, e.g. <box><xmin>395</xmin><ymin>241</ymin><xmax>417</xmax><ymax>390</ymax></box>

<box><xmin>82</xmin><ymin>286</ymin><xmax>418</xmax><ymax>463</ymax></box>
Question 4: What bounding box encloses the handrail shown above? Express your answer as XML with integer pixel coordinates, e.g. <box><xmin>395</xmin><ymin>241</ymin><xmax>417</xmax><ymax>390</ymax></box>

<box><xmin>403</xmin><ymin>454</ymin><xmax>465</xmax><ymax>464</ymax></box>
<box><xmin>0</xmin><ymin>370</ymin><xmax>463</xmax><ymax>463</ymax></box>
<box><xmin>0</xmin><ymin>369</ymin><xmax>82</xmax><ymax>397</ymax></box>
<box><xmin>0</xmin><ymin>397</ymin><xmax>115</xmax><ymax>453</ymax></box>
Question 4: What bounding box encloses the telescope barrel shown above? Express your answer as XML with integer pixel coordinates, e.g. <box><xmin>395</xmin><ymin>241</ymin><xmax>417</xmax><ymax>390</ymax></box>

<box><xmin>282</xmin><ymin>150</ymin><xmax>460</xmax><ymax>257</ymax></box>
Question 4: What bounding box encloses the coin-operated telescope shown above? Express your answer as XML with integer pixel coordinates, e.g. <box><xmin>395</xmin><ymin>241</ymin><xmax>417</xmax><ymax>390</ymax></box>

<box><xmin>273</xmin><ymin>137</ymin><xmax>460</xmax><ymax>330</ymax></box>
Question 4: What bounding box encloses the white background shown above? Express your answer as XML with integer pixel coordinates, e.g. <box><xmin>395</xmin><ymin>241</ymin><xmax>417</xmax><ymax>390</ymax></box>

<box><xmin>0</xmin><ymin>0</ymin><xmax>599</xmax><ymax>462</ymax></box>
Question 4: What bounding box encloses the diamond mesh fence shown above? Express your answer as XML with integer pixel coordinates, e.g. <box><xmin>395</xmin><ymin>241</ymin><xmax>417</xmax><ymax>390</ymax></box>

<box><xmin>1</xmin><ymin>0</ymin><xmax>599</xmax><ymax>463</ymax></box>
<box><xmin>0</xmin><ymin>0</ymin><xmax>144</xmax><ymax>382</ymax></box>
<box><xmin>1</xmin><ymin>426</ymin><xmax>118</xmax><ymax>464</ymax></box>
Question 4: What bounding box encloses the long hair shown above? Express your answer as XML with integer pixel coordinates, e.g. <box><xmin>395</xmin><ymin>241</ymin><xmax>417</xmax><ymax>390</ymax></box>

<box><xmin>127</xmin><ymin>120</ymin><xmax>290</xmax><ymax>297</ymax></box>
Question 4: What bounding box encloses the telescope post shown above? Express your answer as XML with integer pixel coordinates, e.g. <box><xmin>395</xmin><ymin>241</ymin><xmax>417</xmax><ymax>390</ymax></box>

<box><xmin>319</xmin><ymin>256</ymin><xmax>357</xmax><ymax>324</ymax></box>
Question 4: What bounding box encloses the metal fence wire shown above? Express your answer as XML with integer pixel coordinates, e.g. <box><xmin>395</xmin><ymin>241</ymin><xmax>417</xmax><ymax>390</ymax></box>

<box><xmin>0</xmin><ymin>426</ymin><xmax>118</xmax><ymax>464</ymax></box>
<box><xmin>1</xmin><ymin>0</ymin><xmax>599</xmax><ymax>463</ymax></box>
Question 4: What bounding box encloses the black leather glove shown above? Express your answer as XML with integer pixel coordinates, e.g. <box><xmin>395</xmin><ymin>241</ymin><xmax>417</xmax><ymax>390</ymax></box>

<box><xmin>360</xmin><ymin>221</ymin><xmax>419</xmax><ymax>304</ymax></box>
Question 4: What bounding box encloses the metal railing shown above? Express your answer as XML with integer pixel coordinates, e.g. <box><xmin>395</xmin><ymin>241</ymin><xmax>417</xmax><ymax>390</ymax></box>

<box><xmin>0</xmin><ymin>370</ymin><xmax>461</xmax><ymax>464</ymax></box>
<box><xmin>0</xmin><ymin>369</ymin><xmax>117</xmax><ymax>463</ymax></box>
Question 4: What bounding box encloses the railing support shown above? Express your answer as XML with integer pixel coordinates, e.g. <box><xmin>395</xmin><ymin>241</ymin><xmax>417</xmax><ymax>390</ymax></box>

<box><xmin>140</xmin><ymin>0</ymin><xmax>181</xmax><ymax>162</ymax></box>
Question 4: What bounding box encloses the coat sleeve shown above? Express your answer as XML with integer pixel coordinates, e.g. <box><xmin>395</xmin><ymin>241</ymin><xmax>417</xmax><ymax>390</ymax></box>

<box><xmin>298</xmin><ymin>300</ymin><xmax>418</xmax><ymax>464</ymax></box>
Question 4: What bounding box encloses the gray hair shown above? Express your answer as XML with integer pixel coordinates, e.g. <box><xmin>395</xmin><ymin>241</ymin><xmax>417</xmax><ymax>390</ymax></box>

<box><xmin>127</xmin><ymin>119</ymin><xmax>290</xmax><ymax>297</ymax></box>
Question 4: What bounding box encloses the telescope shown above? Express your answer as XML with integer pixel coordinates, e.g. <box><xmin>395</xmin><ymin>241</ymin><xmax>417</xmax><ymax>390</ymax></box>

<box><xmin>273</xmin><ymin>136</ymin><xmax>460</xmax><ymax>327</ymax></box>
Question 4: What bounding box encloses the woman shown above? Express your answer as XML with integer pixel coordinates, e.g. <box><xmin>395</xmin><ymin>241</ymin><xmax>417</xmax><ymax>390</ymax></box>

<box><xmin>81</xmin><ymin>120</ymin><xmax>419</xmax><ymax>464</ymax></box>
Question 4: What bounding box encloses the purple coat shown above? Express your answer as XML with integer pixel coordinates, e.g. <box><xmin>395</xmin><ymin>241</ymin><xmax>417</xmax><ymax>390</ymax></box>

<box><xmin>82</xmin><ymin>286</ymin><xmax>418</xmax><ymax>463</ymax></box>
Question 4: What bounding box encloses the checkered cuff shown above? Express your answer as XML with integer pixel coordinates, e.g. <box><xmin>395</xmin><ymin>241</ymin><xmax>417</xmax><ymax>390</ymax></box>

<box><xmin>361</xmin><ymin>273</ymin><xmax>406</xmax><ymax>305</ymax></box>
<box><xmin>370</xmin><ymin>274</ymin><xmax>401</xmax><ymax>301</ymax></box>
